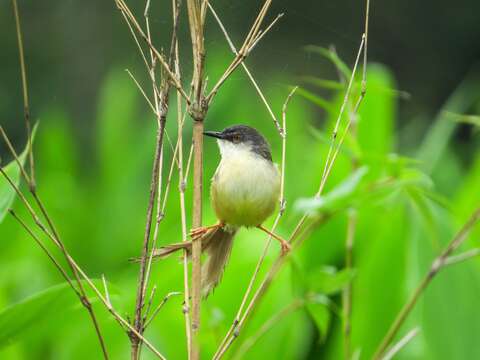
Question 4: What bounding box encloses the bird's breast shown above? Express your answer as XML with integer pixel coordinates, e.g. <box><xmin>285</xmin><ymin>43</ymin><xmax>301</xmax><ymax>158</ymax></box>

<box><xmin>211</xmin><ymin>151</ymin><xmax>280</xmax><ymax>227</ymax></box>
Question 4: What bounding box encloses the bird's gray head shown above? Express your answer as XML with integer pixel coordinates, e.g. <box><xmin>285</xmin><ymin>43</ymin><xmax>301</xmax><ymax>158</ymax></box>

<box><xmin>204</xmin><ymin>125</ymin><xmax>273</xmax><ymax>161</ymax></box>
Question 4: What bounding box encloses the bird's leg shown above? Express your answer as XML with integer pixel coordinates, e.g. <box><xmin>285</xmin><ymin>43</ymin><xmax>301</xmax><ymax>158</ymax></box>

<box><xmin>256</xmin><ymin>225</ymin><xmax>291</xmax><ymax>255</ymax></box>
<box><xmin>190</xmin><ymin>221</ymin><xmax>224</xmax><ymax>240</ymax></box>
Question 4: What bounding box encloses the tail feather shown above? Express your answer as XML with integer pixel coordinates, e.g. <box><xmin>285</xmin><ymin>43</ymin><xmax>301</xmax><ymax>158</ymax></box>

<box><xmin>201</xmin><ymin>227</ymin><xmax>236</xmax><ymax>297</ymax></box>
<box><xmin>130</xmin><ymin>226</ymin><xmax>237</xmax><ymax>296</ymax></box>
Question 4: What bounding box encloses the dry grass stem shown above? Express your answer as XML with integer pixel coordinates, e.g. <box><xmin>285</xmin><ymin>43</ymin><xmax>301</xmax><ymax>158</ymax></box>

<box><xmin>0</xmin><ymin>126</ymin><xmax>31</xmax><ymax>184</ymax></box>
<box><xmin>144</xmin><ymin>291</ymin><xmax>182</xmax><ymax>328</ymax></box>
<box><xmin>8</xmin><ymin>209</ymin><xmax>79</xmax><ymax>296</ymax></box>
<box><xmin>381</xmin><ymin>327</ymin><xmax>420</xmax><ymax>360</ymax></box>
<box><xmin>317</xmin><ymin>36</ymin><xmax>365</xmax><ymax>198</ymax></box>
<box><xmin>125</xmin><ymin>69</ymin><xmax>157</xmax><ymax>114</ymax></box>
<box><xmin>444</xmin><ymin>247</ymin><xmax>480</xmax><ymax>267</ymax></box>
<box><xmin>2</xmin><ymin>108</ymin><xmax>110</xmax><ymax>360</ymax></box>
<box><xmin>207</xmin><ymin>3</ymin><xmax>282</xmax><ymax>133</ymax></box>
<box><xmin>131</xmin><ymin>124</ymin><xmax>165</xmax><ymax>359</ymax></box>
<box><xmin>373</xmin><ymin>208</ymin><xmax>480</xmax><ymax>359</ymax></box>
<box><xmin>11</xmin><ymin>0</ymin><xmax>35</xmax><ymax>187</ymax></box>
<box><xmin>115</xmin><ymin>0</ymin><xmax>190</xmax><ymax>103</ymax></box>
<box><xmin>185</xmin><ymin>0</ymin><xmax>207</xmax><ymax>357</ymax></box>
<box><xmin>206</xmin><ymin>0</ymin><xmax>274</xmax><ymax>104</ymax></box>
<box><xmin>178</xmin><ymin>92</ymin><xmax>193</xmax><ymax>357</ymax></box>
<box><xmin>102</xmin><ymin>274</ymin><xmax>112</xmax><ymax>306</ymax></box>
<box><xmin>231</xmin><ymin>298</ymin><xmax>305</xmax><ymax>360</ymax></box>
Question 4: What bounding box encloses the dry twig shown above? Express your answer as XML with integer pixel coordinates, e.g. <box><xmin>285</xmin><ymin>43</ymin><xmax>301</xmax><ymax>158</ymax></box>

<box><xmin>373</xmin><ymin>208</ymin><xmax>480</xmax><ymax>359</ymax></box>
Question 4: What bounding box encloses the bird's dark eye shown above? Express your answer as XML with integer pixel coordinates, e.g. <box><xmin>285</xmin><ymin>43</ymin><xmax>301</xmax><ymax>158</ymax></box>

<box><xmin>232</xmin><ymin>134</ymin><xmax>241</xmax><ymax>143</ymax></box>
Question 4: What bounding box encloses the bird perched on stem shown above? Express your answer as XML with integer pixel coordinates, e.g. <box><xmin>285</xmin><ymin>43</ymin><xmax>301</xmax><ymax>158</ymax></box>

<box><xmin>148</xmin><ymin>125</ymin><xmax>290</xmax><ymax>295</ymax></box>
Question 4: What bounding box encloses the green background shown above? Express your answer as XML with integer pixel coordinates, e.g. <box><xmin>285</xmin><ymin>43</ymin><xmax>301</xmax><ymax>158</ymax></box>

<box><xmin>1</xmin><ymin>1</ymin><xmax>480</xmax><ymax>359</ymax></box>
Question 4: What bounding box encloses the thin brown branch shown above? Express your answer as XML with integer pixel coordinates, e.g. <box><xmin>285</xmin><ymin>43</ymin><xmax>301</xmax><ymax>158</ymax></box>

<box><xmin>125</xmin><ymin>69</ymin><xmax>157</xmax><ymax>114</ymax></box>
<box><xmin>0</xmin><ymin>140</ymin><xmax>110</xmax><ymax>360</ymax></box>
<box><xmin>0</xmin><ymin>125</ymin><xmax>31</xmax><ymax>184</ymax></box>
<box><xmin>4</xmin><ymin>172</ymin><xmax>167</xmax><ymax>358</ymax></box>
<box><xmin>65</xmin><ymin>253</ymin><xmax>167</xmax><ymax>359</ymax></box>
<box><xmin>373</xmin><ymin>208</ymin><xmax>480</xmax><ymax>359</ymax></box>
<box><xmin>207</xmin><ymin>3</ymin><xmax>282</xmax><ymax>133</ymax></box>
<box><xmin>115</xmin><ymin>0</ymin><xmax>190</xmax><ymax>104</ymax></box>
<box><xmin>248</xmin><ymin>13</ymin><xmax>284</xmax><ymax>52</ymax></box>
<box><xmin>231</xmin><ymin>299</ymin><xmax>305</xmax><ymax>360</ymax></box>
<box><xmin>185</xmin><ymin>0</ymin><xmax>207</xmax><ymax>358</ymax></box>
<box><xmin>11</xmin><ymin>0</ymin><xmax>35</xmax><ymax>188</ymax></box>
<box><xmin>184</xmin><ymin>142</ymin><xmax>194</xmax><ymax>182</ymax></box>
<box><xmin>9</xmin><ymin>210</ymin><xmax>78</xmax><ymax>296</ymax></box>
<box><xmin>177</xmin><ymin>82</ymin><xmax>193</xmax><ymax>358</ymax></box>
<box><xmin>190</xmin><ymin>119</ymin><xmax>204</xmax><ymax>359</ymax></box>
<box><xmin>131</xmin><ymin>124</ymin><xmax>165</xmax><ymax>359</ymax></box>
<box><xmin>206</xmin><ymin>0</ymin><xmax>274</xmax><ymax>104</ymax></box>
<box><xmin>145</xmin><ymin>286</ymin><xmax>157</xmax><ymax>320</ymax></box>
<box><xmin>144</xmin><ymin>291</ymin><xmax>182</xmax><ymax>328</ymax></box>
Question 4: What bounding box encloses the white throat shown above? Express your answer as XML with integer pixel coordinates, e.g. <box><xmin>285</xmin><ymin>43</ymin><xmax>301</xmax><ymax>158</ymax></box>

<box><xmin>217</xmin><ymin>139</ymin><xmax>254</xmax><ymax>160</ymax></box>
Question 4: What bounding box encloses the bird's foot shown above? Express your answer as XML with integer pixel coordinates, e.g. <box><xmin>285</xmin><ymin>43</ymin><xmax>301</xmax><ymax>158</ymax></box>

<box><xmin>256</xmin><ymin>224</ymin><xmax>291</xmax><ymax>256</ymax></box>
<box><xmin>189</xmin><ymin>222</ymin><xmax>224</xmax><ymax>240</ymax></box>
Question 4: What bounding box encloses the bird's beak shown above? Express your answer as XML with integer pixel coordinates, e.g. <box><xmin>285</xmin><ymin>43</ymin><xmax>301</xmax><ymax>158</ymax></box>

<box><xmin>203</xmin><ymin>131</ymin><xmax>224</xmax><ymax>139</ymax></box>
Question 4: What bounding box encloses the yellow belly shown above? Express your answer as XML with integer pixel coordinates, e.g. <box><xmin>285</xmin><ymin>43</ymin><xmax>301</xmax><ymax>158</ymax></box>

<box><xmin>211</xmin><ymin>154</ymin><xmax>280</xmax><ymax>227</ymax></box>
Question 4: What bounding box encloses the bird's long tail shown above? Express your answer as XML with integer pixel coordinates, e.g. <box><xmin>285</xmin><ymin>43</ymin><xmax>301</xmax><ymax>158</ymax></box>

<box><xmin>202</xmin><ymin>227</ymin><xmax>236</xmax><ymax>296</ymax></box>
<box><xmin>133</xmin><ymin>226</ymin><xmax>237</xmax><ymax>296</ymax></box>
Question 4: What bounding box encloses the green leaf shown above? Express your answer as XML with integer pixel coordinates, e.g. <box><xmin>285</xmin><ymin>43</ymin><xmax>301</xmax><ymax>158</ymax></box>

<box><xmin>307</xmin><ymin>267</ymin><xmax>356</xmax><ymax>295</ymax></box>
<box><xmin>0</xmin><ymin>280</ymin><xmax>109</xmax><ymax>348</ymax></box>
<box><xmin>295</xmin><ymin>166</ymin><xmax>369</xmax><ymax>213</ymax></box>
<box><xmin>0</xmin><ymin>123</ymin><xmax>38</xmax><ymax>223</ymax></box>
<box><xmin>444</xmin><ymin>111</ymin><xmax>480</xmax><ymax>127</ymax></box>
<box><xmin>301</xmin><ymin>76</ymin><xmax>410</xmax><ymax>100</ymax></box>
<box><xmin>305</xmin><ymin>294</ymin><xmax>332</xmax><ymax>343</ymax></box>
<box><xmin>304</xmin><ymin>46</ymin><xmax>351</xmax><ymax>80</ymax></box>
<box><xmin>417</xmin><ymin>71</ymin><xmax>480</xmax><ymax>174</ymax></box>
<box><xmin>357</xmin><ymin>64</ymin><xmax>396</xmax><ymax>160</ymax></box>
<box><xmin>296</xmin><ymin>87</ymin><xmax>334</xmax><ymax>112</ymax></box>
<box><xmin>300</xmin><ymin>76</ymin><xmax>345</xmax><ymax>91</ymax></box>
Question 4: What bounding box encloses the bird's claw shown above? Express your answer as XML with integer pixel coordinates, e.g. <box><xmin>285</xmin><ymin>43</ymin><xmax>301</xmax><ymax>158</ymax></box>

<box><xmin>189</xmin><ymin>227</ymin><xmax>208</xmax><ymax>240</ymax></box>
<box><xmin>189</xmin><ymin>223</ymin><xmax>223</xmax><ymax>240</ymax></box>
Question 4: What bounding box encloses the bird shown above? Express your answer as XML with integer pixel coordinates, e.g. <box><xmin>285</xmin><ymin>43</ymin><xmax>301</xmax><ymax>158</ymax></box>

<box><xmin>148</xmin><ymin>124</ymin><xmax>290</xmax><ymax>295</ymax></box>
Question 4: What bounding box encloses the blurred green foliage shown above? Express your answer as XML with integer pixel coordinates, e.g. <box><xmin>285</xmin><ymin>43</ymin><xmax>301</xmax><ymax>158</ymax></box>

<box><xmin>1</xmin><ymin>47</ymin><xmax>480</xmax><ymax>360</ymax></box>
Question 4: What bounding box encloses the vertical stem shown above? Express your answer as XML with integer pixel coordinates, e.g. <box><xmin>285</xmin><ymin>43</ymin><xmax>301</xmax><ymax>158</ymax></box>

<box><xmin>178</xmin><ymin>100</ymin><xmax>193</xmax><ymax>358</ymax></box>
<box><xmin>343</xmin><ymin>210</ymin><xmax>356</xmax><ymax>360</ymax></box>
<box><xmin>191</xmin><ymin>119</ymin><xmax>204</xmax><ymax>359</ymax></box>
<box><xmin>11</xmin><ymin>0</ymin><xmax>35</xmax><ymax>188</ymax></box>
<box><xmin>131</xmin><ymin>123</ymin><xmax>165</xmax><ymax>359</ymax></box>
<box><xmin>186</xmin><ymin>0</ymin><xmax>206</xmax><ymax>357</ymax></box>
